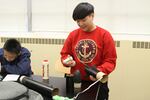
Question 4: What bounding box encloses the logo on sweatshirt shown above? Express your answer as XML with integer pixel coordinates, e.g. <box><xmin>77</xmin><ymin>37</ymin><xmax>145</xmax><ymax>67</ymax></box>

<box><xmin>75</xmin><ymin>39</ymin><xmax>97</xmax><ymax>63</ymax></box>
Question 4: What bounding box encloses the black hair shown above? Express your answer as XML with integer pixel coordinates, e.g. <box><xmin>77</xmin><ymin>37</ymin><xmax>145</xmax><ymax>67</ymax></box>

<box><xmin>3</xmin><ymin>39</ymin><xmax>21</xmax><ymax>55</ymax></box>
<box><xmin>72</xmin><ymin>2</ymin><xmax>94</xmax><ymax>21</ymax></box>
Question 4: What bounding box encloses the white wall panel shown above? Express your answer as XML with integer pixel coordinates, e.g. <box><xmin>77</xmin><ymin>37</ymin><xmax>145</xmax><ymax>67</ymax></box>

<box><xmin>0</xmin><ymin>0</ymin><xmax>150</xmax><ymax>34</ymax></box>
<box><xmin>0</xmin><ymin>0</ymin><xmax>27</xmax><ymax>31</ymax></box>
<box><xmin>32</xmin><ymin>0</ymin><xmax>66</xmax><ymax>31</ymax></box>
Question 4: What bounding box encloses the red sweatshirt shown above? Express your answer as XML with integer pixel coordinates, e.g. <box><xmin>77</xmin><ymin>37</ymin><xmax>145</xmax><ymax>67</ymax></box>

<box><xmin>60</xmin><ymin>26</ymin><xmax>117</xmax><ymax>80</ymax></box>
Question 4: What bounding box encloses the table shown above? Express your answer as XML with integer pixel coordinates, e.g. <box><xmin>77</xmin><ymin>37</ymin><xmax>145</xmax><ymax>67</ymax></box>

<box><xmin>31</xmin><ymin>75</ymin><xmax>99</xmax><ymax>100</ymax></box>
<box><xmin>31</xmin><ymin>75</ymin><xmax>66</xmax><ymax>97</ymax></box>
<box><xmin>0</xmin><ymin>74</ymin><xmax>99</xmax><ymax>100</ymax></box>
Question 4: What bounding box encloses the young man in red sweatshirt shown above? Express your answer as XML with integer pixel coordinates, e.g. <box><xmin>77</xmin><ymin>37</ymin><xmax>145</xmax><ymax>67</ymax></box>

<box><xmin>60</xmin><ymin>2</ymin><xmax>117</xmax><ymax>100</ymax></box>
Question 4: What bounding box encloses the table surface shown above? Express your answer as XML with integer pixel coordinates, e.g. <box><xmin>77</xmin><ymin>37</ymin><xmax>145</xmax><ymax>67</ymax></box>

<box><xmin>31</xmin><ymin>75</ymin><xmax>66</xmax><ymax>97</ymax></box>
<box><xmin>0</xmin><ymin>75</ymin><xmax>99</xmax><ymax>100</ymax></box>
<box><xmin>31</xmin><ymin>75</ymin><xmax>99</xmax><ymax>100</ymax></box>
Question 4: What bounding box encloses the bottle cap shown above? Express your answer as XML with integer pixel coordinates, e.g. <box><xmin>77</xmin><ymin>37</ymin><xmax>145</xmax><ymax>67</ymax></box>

<box><xmin>43</xmin><ymin>60</ymin><xmax>48</xmax><ymax>62</ymax></box>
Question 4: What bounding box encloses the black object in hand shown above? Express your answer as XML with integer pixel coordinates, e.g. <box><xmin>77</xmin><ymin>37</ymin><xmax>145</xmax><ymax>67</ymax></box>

<box><xmin>84</xmin><ymin>64</ymin><xmax>99</xmax><ymax>78</ymax></box>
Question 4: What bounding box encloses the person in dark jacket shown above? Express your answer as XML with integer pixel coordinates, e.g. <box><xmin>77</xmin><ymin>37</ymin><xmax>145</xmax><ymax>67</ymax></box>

<box><xmin>0</xmin><ymin>39</ymin><xmax>32</xmax><ymax>76</ymax></box>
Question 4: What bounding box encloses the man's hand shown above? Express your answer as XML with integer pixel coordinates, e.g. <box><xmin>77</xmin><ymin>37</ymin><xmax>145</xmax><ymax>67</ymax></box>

<box><xmin>89</xmin><ymin>72</ymin><xmax>105</xmax><ymax>81</ymax></box>
<box><xmin>96</xmin><ymin>72</ymin><xmax>105</xmax><ymax>80</ymax></box>
<box><xmin>63</xmin><ymin>55</ymin><xmax>76</xmax><ymax>67</ymax></box>
<box><xmin>65</xmin><ymin>60</ymin><xmax>76</xmax><ymax>67</ymax></box>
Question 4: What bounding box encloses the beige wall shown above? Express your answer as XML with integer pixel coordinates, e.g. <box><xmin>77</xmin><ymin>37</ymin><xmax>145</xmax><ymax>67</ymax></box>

<box><xmin>109</xmin><ymin>41</ymin><xmax>150</xmax><ymax>100</ymax></box>
<box><xmin>0</xmin><ymin>40</ymin><xmax>150</xmax><ymax>100</ymax></box>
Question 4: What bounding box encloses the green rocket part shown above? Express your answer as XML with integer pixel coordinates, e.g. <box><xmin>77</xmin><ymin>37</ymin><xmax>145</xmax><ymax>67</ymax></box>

<box><xmin>53</xmin><ymin>95</ymin><xmax>74</xmax><ymax>100</ymax></box>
